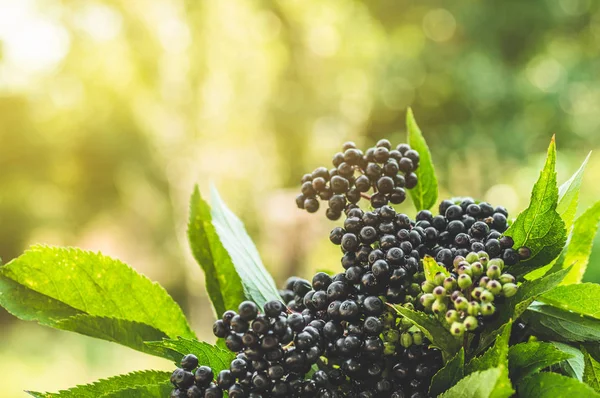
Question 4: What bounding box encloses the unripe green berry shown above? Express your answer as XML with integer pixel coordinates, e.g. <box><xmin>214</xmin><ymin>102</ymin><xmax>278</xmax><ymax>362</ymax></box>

<box><xmin>384</xmin><ymin>342</ymin><xmax>396</xmax><ymax>355</ymax></box>
<box><xmin>443</xmin><ymin>277</ymin><xmax>457</xmax><ymax>291</ymax></box>
<box><xmin>480</xmin><ymin>290</ymin><xmax>495</xmax><ymax>303</ymax></box>
<box><xmin>487</xmin><ymin>280</ymin><xmax>502</xmax><ymax>295</ymax></box>
<box><xmin>421</xmin><ymin>281</ymin><xmax>436</xmax><ymax>294</ymax></box>
<box><xmin>488</xmin><ymin>258</ymin><xmax>504</xmax><ymax>272</ymax></box>
<box><xmin>479</xmin><ymin>257</ymin><xmax>489</xmax><ymax>268</ymax></box>
<box><xmin>453</xmin><ymin>256</ymin><xmax>466</xmax><ymax>269</ymax></box>
<box><xmin>478</xmin><ymin>251</ymin><xmax>490</xmax><ymax>261</ymax></box>
<box><xmin>454</xmin><ymin>296</ymin><xmax>469</xmax><ymax>311</ymax></box>
<box><xmin>409</xmin><ymin>283</ymin><xmax>421</xmax><ymax>296</ymax></box>
<box><xmin>487</xmin><ymin>264</ymin><xmax>501</xmax><ymax>279</ymax></box>
<box><xmin>499</xmin><ymin>273</ymin><xmax>516</xmax><ymax>284</ymax></box>
<box><xmin>432</xmin><ymin>299</ymin><xmax>447</xmax><ymax>314</ymax></box>
<box><xmin>466</xmin><ymin>252</ymin><xmax>479</xmax><ymax>264</ymax></box>
<box><xmin>457</xmin><ymin>265</ymin><xmax>473</xmax><ymax>277</ymax></box>
<box><xmin>471</xmin><ymin>262</ymin><xmax>484</xmax><ymax>278</ymax></box>
<box><xmin>401</xmin><ymin>317</ymin><xmax>413</xmax><ymax>329</ymax></box>
<box><xmin>479</xmin><ymin>276</ymin><xmax>491</xmax><ymax>288</ymax></box>
<box><xmin>450</xmin><ymin>322</ymin><xmax>465</xmax><ymax>337</ymax></box>
<box><xmin>383</xmin><ymin>312</ymin><xmax>396</xmax><ymax>326</ymax></box>
<box><xmin>481</xmin><ymin>302</ymin><xmax>495</xmax><ymax>316</ymax></box>
<box><xmin>445</xmin><ymin>310</ymin><xmax>459</xmax><ymax>324</ymax></box>
<box><xmin>420</xmin><ymin>293</ymin><xmax>435</xmax><ymax>308</ymax></box>
<box><xmin>463</xmin><ymin>316</ymin><xmax>479</xmax><ymax>331</ymax></box>
<box><xmin>434</xmin><ymin>272</ymin><xmax>446</xmax><ymax>286</ymax></box>
<box><xmin>384</xmin><ymin>329</ymin><xmax>400</xmax><ymax>343</ymax></box>
<box><xmin>401</xmin><ymin>332</ymin><xmax>413</xmax><ymax>348</ymax></box>
<box><xmin>450</xmin><ymin>290</ymin><xmax>464</xmax><ymax>301</ymax></box>
<box><xmin>467</xmin><ymin>301</ymin><xmax>480</xmax><ymax>316</ymax></box>
<box><xmin>412</xmin><ymin>330</ymin><xmax>424</xmax><ymax>346</ymax></box>
<box><xmin>403</xmin><ymin>302</ymin><xmax>415</xmax><ymax>311</ymax></box>
<box><xmin>471</xmin><ymin>287</ymin><xmax>484</xmax><ymax>300</ymax></box>
<box><xmin>503</xmin><ymin>283</ymin><xmax>518</xmax><ymax>297</ymax></box>
<box><xmin>458</xmin><ymin>274</ymin><xmax>473</xmax><ymax>289</ymax></box>
<box><xmin>433</xmin><ymin>286</ymin><xmax>446</xmax><ymax>298</ymax></box>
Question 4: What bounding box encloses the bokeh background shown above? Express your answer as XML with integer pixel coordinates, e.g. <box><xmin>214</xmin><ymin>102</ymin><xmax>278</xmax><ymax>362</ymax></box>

<box><xmin>1</xmin><ymin>0</ymin><xmax>600</xmax><ymax>396</ymax></box>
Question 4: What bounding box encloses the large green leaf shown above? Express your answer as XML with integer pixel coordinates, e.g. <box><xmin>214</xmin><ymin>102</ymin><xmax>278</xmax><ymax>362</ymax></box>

<box><xmin>583</xmin><ymin>346</ymin><xmax>600</xmax><ymax>393</ymax></box>
<box><xmin>390</xmin><ymin>304</ymin><xmax>461</xmax><ymax>358</ymax></box>
<box><xmin>508</xmin><ymin>342</ymin><xmax>573</xmax><ymax>382</ymax></box>
<box><xmin>504</xmin><ymin>137</ymin><xmax>567</xmax><ymax>277</ymax></box>
<box><xmin>406</xmin><ymin>108</ymin><xmax>438</xmax><ymax>211</ymax></box>
<box><xmin>423</xmin><ymin>256</ymin><xmax>448</xmax><ymax>283</ymax></box>
<box><xmin>188</xmin><ymin>185</ymin><xmax>246</xmax><ymax>315</ymax></box>
<box><xmin>522</xmin><ymin>302</ymin><xmax>600</xmax><ymax>343</ymax></box>
<box><xmin>466</xmin><ymin>323</ymin><xmax>511</xmax><ymax>375</ymax></box>
<box><xmin>538</xmin><ymin>283</ymin><xmax>600</xmax><ymax>320</ymax></box>
<box><xmin>210</xmin><ymin>186</ymin><xmax>281</xmax><ymax>310</ymax></box>
<box><xmin>552</xmin><ymin>342</ymin><xmax>585</xmax><ymax>381</ymax></box>
<box><xmin>556</xmin><ymin>202</ymin><xmax>600</xmax><ymax>284</ymax></box>
<box><xmin>430</xmin><ymin>348</ymin><xmax>465</xmax><ymax>397</ymax></box>
<box><xmin>440</xmin><ymin>367</ymin><xmax>514</xmax><ymax>398</ymax></box>
<box><xmin>146</xmin><ymin>337</ymin><xmax>234</xmax><ymax>372</ymax></box>
<box><xmin>27</xmin><ymin>370</ymin><xmax>171</xmax><ymax>398</ymax></box>
<box><xmin>557</xmin><ymin>152</ymin><xmax>591</xmax><ymax>233</ymax></box>
<box><xmin>0</xmin><ymin>245</ymin><xmax>195</xmax><ymax>355</ymax></box>
<box><xmin>518</xmin><ymin>371</ymin><xmax>600</xmax><ymax>398</ymax></box>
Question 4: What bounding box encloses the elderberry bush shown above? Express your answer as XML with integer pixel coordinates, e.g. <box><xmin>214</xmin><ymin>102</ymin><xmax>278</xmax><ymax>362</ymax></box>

<box><xmin>296</xmin><ymin>140</ymin><xmax>420</xmax><ymax>220</ymax></box>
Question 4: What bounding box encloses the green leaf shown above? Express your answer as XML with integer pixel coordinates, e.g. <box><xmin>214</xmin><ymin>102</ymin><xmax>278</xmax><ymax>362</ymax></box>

<box><xmin>390</xmin><ymin>304</ymin><xmax>461</xmax><ymax>358</ymax></box>
<box><xmin>423</xmin><ymin>256</ymin><xmax>448</xmax><ymax>283</ymax></box>
<box><xmin>538</xmin><ymin>283</ymin><xmax>600</xmax><ymax>320</ymax></box>
<box><xmin>440</xmin><ymin>367</ymin><xmax>514</xmax><ymax>398</ymax></box>
<box><xmin>52</xmin><ymin>315</ymin><xmax>171</xmax><ymax>358</ymax></box>
<box><xmin>504</xmin><ymin>137</ymin><xmax>567</xmax><ymax>277</ymax></box>
<box><xmin>188</xmin><ymin>185</ymin><xmax>246</xmax><ymax>315</ymax></box>
<box><xmin>98</xmin><ymin>383</ymin><xmax>172</xmax><ymax>398</ymax></box>
<box><xmin>26</xmin><ymin>370</ymin><xmax>171</xmax><ymax>398</ymax></box>
<box><xmin>557</xmin><ymin>202</ymin><xmax>600</xmax><ymax>284</ymax></box>
<box><xmin>522</xmin><ymin>302</ymin><xmax>600</xmax><ymax>343</ymax></box>
<box><xmin>466</xmin><ymin>323</ymin><xmax>511</xmax><ymax>375</ymax></box>
<box><xmin>557</xmin><ymin>152</ymin><xmax>591</xmax><ymax>233</ymax></box>
<box><xmin>145</xmin><ymin>337</ymin><xmax>235</xmax><ymax>372</ymax></box>
<box><xmin>518</xmin><ymin>371</ymin><xmax>600</xmax><ymax>398</ymax></box>
<box><xmin>582</xmin><ymin>346</ymin><xmax>600</xmax><ymax>392</ymax></box>
<box><xmin>0</xmin><ymin>245</ymin><xmax>195</xmax><ymax>353</ymax></box>
<box><xmin>406</xmin><ymin>108</ymin><xmax>438</xmax><ymax>211</ymax></box>
<box><xmin>210</xmin><ymin>185</ymin><xmax>281</xmax><ymax>310</ymax></box>
<box><xmin>552</xmin><ymin>342</ymin><xmax>585</xmax><ymax>381</ymax></box>
<box><xmin>477</xmin><ymin>267</ymin><xmax>570</xmax><ymax>354</ymax></box>
<box><xmin>430</xmin><ymin>348</ymin><xmax>465</xmax><ymax>397</ymax></box>
<box><xmin>508</xmin><ymin>342</ymin><xmax>573</xmax><ymax>382</ymax></box>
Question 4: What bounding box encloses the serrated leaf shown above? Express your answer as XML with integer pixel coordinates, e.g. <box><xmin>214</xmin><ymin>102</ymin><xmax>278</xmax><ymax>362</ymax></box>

<box><xmin>582</xmin><ymin>346</ymin><xmax>600</xmax><ymax>392</ymax></box>
<box><xmin>504</xmin><ymin>137</ymin><xmax>567</xmax><ymax>277</ymax></box>
<box><xmin>508</xmin><ymin>342</ymin><xmax>573</xmax><ymax>382</ymax></box>
<box><xmin>518</xmin><ymin>371</ymin><xmax>600</xmax><ymax>398</ymax></box>
<box><xmin>558</xmin><ymin>152</ymin><xmax>591</xmax><ymax>233</ymax></box>
<box><xmin>98</xmin><ymin>383</ymin><xmax>172</xmax><ymax>398</ymax></box>
<box><xmin>145</xmin><ymin>337</ymin><xmax>234</xmax><ymax>372</ymax></box>
<box><xmin>188</xmin><ymin>186</ymin><xmax>246</xmax><ymax>316</ymax></box>
<box><xmin>538</xmin><ymin>283</ymin><xmax>600</xmax><ymax>320</ymax></box>
<box><xmin>52</xmin><ymin>315</ymin><xmax>171</xmax><ymax>357</ymax></box>
<box><xmin>430</xmin><ymin>348</ymin><xmax>465</xmax><ymax>397</ymax></box>
<box><xmin>390</xmin><ymin>304</ymin><xmax>461</xmax><ymax>358</ymax></box>
<box><xmin>556</xmin><ymin>202</ymin><xmax>600</xmax><ymax>284</ymax></box>
<box><xmin>0</xmin><ymin>245</ymin><xmax>195</xmax><ymax>355</ymax></box>
<box><xmin>522</xmin><ymin>302</ymin><xmax>600</xmax><ymax>343</ymax></box>
<box><xmin>466</xmin><ymin>323</ymin><xmax>511</xmax><ymax>375</ymax></box>
<box><xmin>406</xmin><ymin>108</ymin><xmax>438</xmax><ymax>211</ymax></box>
<box><xmin>476</xmin><ymin>267</ymin><xmax>570</xmax><ymax>354</ymax></box>
<box><xmin>26</xmin><ymin>370</ymin><xmax>171</xmax><ymax>398</ymax></box>
<box><xmin>210</xmin><ymin>185</ymin><xmax>281</xmax><ymax>310</ymax></box>
<box><xmin>552</xmin><ymin>342</ymin><xmax>585</xmax><ymax>381</ymax></box>
<box><xmin>440</xmin><ymin>367</ymin><xmax>514</xmax><ymax>398</ymax></box>
<box><xmin>423</xmin><ymin>256</ymin><xmax>448</xmax><ymax>283</ymax></box>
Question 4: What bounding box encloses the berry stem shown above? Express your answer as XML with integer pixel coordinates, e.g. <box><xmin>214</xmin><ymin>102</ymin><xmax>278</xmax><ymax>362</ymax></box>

<box><xmin>361</xmin><ymin>193</ymin><xmax>372</xmax><ymax>200</ymax></box>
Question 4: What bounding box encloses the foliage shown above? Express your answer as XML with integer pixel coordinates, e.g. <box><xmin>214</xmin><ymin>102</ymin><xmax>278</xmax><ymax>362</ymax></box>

<box><xmin>1</xmin><ymin>111</ymin><xmax>600</xmax><ymax>396</ymax></box>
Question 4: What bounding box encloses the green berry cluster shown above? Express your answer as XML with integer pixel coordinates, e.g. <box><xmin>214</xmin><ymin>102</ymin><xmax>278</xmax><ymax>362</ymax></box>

<box><xmin>419</xmin><ymin>252</ymin><xmax>518</xmax><ymax>337</ymax></box>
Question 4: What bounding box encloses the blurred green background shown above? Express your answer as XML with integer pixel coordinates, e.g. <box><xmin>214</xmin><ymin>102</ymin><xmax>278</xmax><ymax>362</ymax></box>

<box><xmin>1</xmin><ymin>0</ymin><xmax>600</xmax><ymax>396</ymax></box>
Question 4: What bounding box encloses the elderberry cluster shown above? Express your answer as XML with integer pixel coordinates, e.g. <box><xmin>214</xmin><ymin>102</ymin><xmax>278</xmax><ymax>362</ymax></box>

<box><xmin>170</xmin><ymin>355</ymin><xmax>221</xmax><ymax>397</ymax></box>
<box><xmin>420</xmin><ymin>252</ymin><xmax>518</xmax><ymax>336</ymax></box>
<box><xmin>296</xmin><ymin>140</ymin><xmax>420</xmax><ymax>220</ymax></box>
